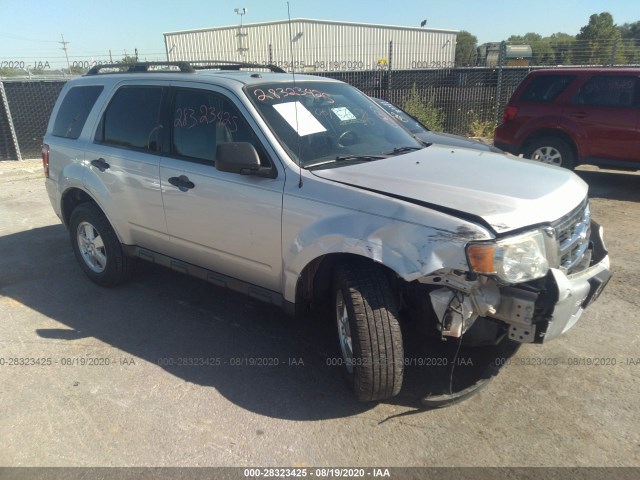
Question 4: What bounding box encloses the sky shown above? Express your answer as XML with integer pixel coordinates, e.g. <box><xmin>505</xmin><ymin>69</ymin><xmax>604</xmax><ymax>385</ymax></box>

<box><xmin>0</xmin><ymin>0</ymin><xmax>638</xmax><ymax>69</ymax></box>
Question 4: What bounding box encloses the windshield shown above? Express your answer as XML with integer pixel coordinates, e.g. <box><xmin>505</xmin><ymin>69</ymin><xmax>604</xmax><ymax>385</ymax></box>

<box><xmin>245</xmin><ymin>82</ymin><xmax>422</xmax><ymax>167</ymax></box>
<box><xmin>372</xmin><ymin>98</ymin><xmax>429</xmax><ymax>135</ymax></box>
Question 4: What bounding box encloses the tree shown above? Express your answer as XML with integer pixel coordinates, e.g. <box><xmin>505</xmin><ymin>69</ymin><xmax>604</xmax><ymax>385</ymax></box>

<box><xmin>549</xmin><ymin>32</ymin><xmax>576</xmax><ymax>65</ymax></box>
<box><xmin>619</xmin><ymin>21</ymin><xmax>640</xmax><ymax>41</ymax></box>
<box><xmin>618</xmin><ymin>21</ymin><xmax>640</xmax><ymax>63</ymax></box>
<box><xmin>576</xmin><ymin>12</ymin><xmax>623</xmax><ymax>65</ymax></box>
<box><xmin>455</xmin><ymin>31</ymin><xmax>478</xmax><ymax>66</ymax></box>
<box><xmin>518</xmin><ymin>33</ymin><xmax>553</xmax><ymax>65</ymax></box>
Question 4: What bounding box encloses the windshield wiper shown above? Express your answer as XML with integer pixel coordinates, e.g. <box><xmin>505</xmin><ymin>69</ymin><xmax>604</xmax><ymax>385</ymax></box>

<box><xmin>384</xmin><ymin>146</ymin><xmax>423</xmax><ymax>155</ymax></box>
<box><xmin>305</xmin><ymin>154</ymin><xmax>386</xmax><ymax>169</ymax></box>
<box><xmin>334</xmin><ymin>154</ymin><xmax>386</xmax><ymax>162</ymax></box>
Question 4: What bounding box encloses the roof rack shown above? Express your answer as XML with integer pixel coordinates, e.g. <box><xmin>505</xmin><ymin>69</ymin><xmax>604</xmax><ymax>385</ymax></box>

<box><xmin>190</xmin><ymin>60</ymin><xmax>285</xmax><ymax>74</ymax></box>
<box><xmin>87</xmin><ymin>61</ymin><xmax>195</xmax><ymax>75</ymax></box>
<box><xmin>86</xmin><ymin>60</ymin><xmax>286</xmax><ymax>76</ymax></box>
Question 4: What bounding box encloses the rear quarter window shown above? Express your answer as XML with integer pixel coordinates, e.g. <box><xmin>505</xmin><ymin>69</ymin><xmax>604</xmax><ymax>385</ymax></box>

<box><xmin>573</xmin><ymin>75</ymin><xmax>638</xmax><ymax>108</ymax></box>
<box><xmin>520</xmin><ymin>75</ymin><xmax>575</xmax><ymax>103</ymax></box>
<box><xmin>52</xmin><ymin>85</ymin><xmax>103</xmax><ymax>139</ymax></box>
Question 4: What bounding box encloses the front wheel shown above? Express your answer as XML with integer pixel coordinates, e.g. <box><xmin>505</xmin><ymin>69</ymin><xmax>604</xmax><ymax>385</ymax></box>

<box><xmin>69</xmin><ymin>203</ymin><xmax>131</xmax><ymax>287</ymax></box>
<box><xmin>524</xmin><ymin>137</ymin><xmax>575</xmax><ymax>169</ymax></box>
<box><xmin>333</xmin><ymin>260</ymin><xmax>404</xmax><ymax>401</ymax></box>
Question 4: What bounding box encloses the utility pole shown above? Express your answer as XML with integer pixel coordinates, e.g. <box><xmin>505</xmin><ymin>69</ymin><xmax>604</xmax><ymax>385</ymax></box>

<box><xmin>59</xmin><ymin>34</ymin><xmax>71</xmax><ymax>73</ymax></box>
<box><xmin>234</xmin><ymin>7</ymin><xmax>249</xmax><ymax>55</ymax></box>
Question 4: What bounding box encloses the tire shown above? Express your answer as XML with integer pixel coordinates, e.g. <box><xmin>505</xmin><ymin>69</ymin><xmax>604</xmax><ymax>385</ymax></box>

<box><xmin>524</xmin><ymin>137</ymin><xmax>575</xmax><ymax>169</ymax></box>
<box><xmin>69</xmin><ymin>203</ymin><xmax>131</xmax><ymax>287</ymax></box>
<box><xmin>333</xmin><ymin>259</ymin><xmax>404</xmax><ymax>401</ymax></box>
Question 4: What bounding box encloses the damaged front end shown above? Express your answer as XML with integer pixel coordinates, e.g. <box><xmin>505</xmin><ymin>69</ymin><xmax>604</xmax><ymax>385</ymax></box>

<box><xmin>407</xmin><ymin>202</ymin><xmax>611</xmax><ymax>345</ymax></box>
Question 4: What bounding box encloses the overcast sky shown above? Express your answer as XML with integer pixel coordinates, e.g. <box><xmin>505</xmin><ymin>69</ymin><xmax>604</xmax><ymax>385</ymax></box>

<box><xmin>0</xmin><ymin>0</ymin><xmax>637</xmax><ymax>68</ymax></box>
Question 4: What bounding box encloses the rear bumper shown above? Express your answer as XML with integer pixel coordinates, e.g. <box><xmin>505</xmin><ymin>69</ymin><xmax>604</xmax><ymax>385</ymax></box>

<box><xmin>45</xmin><ymin>178</ymin><xmax>62</xmax><ymax>222</ymax></box>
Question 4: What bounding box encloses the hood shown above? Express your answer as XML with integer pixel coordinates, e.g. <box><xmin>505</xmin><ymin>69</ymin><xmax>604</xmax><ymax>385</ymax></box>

<box><xmin>310</xmin><ymin>145</ymin><xmax>588</xmax><ymax>234</ymax></box>
<box><xmin>417</xmin><ymin>131</ymin><xmax>503</xmax><ymax>153</ymax></box>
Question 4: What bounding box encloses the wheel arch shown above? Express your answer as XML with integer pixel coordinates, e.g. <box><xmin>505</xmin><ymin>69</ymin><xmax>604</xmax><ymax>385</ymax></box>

<box><xmin>60</xmin><ymin>187</ymin><xmax>126</xmax><ymax>244</ymax></box>
<box><xmin>522</xmin><ymin>129</ymin><xmax>580</xmax><ymax>161</ymax></box>
<box><xmin>61</xmin><ymin>187</ymin><xmax>99</xmax><ymax>227</ymax></box>
<box><xmin>294</xmin><ymin>252</ymin><xmax>403</xmax><ymax>315</ymax></box>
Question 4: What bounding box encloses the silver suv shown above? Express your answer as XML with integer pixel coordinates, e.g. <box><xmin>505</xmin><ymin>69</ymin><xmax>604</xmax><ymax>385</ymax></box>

<box><xmin>43</xmin><ymin>62</ymin><xmax>611</xmax><ymax>402</ymax></box>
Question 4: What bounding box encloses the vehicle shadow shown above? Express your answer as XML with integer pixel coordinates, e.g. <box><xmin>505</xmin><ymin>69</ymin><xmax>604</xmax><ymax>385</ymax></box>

<box><xmin>2</xmin><ymin>224</ymin><xmax>516</xmax><ymax>421</ymax></box>
<box><xmin>575</xmin><ymin>168</ymin><xmax>640</xmax><ymax>202</ymax></box>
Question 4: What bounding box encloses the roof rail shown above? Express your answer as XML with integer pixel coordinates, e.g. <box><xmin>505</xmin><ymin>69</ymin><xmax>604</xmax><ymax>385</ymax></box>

<box><xmin>86</xmin><ymin>61</ymin><xmax>195</xmax><ymax>75</ymax></box>
<box><xmin>189</xmin><ymin>60</ymin><xmax>285</xmax><ymax>74</ymax></box>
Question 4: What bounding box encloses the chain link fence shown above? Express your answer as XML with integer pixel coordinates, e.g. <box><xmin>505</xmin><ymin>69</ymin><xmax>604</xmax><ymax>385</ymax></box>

<box><xmin>0</xmin><ymin>63</ymin><xmax>635</xmax><ymax>160</ymax></box>
<box><xmin>0</xmin><ymin>79</ymin><xmax>65</xmax><ymax>160</ymax></box>
<box><xmin>317</xmin><ymin>67</ymin><xmax>532</xmax><ymax>135</ymax></box>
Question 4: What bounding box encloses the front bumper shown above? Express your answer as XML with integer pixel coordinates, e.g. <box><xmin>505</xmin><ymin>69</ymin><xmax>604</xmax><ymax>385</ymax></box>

<box><xmin>541</xmin><ymin>252</ymin><xmax>611</xmax><ymax>343</ymax></box>
<box><xmin>493</xmin><ymin>221</ymin><xmax>611</xmax><ymax>343</ymax></box>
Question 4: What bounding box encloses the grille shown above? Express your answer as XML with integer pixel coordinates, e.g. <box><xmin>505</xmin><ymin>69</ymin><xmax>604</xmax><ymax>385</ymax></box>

<box><xmin>552</xmin><ymin>200</ymin><xmax>591</xmax><ymax>273</ymax></box>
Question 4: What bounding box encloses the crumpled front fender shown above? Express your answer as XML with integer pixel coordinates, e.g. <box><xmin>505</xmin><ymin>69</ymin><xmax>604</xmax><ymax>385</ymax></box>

<box><xmin>282</xmin><ymin>209</ymin><xmax>489</xmax><ymax>303</ymax></box>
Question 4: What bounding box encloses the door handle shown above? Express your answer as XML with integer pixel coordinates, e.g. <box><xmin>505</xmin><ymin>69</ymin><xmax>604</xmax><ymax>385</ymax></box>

<box><xmin>90</xmin><ymin>158</ymin><xmax>110</xmax><ymax>172</ymax></box>
<box><xmin>168</xmin><ymin>175</ymin><xmax>195</xmax><ymax>191</ymax></box>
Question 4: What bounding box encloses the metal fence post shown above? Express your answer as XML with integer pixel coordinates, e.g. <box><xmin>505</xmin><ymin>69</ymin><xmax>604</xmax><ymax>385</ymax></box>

<box><xmin>0</xmin><ymin>81</ymin><xmax>22</xmax><ymax>161</ymax></box>
<box><xmin>494</xmin><ymin>41</ymin><xmax>506</xmax><ymax>126</ymax></box>
<box><xmin>387</xmin><ymin>40</ymin><xmax>393</xmax><ymax>100</ymax></box>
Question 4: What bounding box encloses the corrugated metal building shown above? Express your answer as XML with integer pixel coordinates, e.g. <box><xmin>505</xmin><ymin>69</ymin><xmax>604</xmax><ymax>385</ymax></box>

<box><xmin>164</xmin><ymin>19</ymin><xmax>458</xmax><ymax>71</ymax></box>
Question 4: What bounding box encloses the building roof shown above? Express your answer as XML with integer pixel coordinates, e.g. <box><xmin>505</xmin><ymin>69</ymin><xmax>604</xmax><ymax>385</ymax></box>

<box><xmin>164</xmin><ymin>18</ymin><xmax>458</xmax><ymax>36</ymax></box>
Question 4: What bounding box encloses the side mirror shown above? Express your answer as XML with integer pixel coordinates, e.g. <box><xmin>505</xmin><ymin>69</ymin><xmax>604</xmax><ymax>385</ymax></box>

<box><xmin>215</xmin><ymin>142</ymin><xmax>272</xmax><ymax>176</ymax></box>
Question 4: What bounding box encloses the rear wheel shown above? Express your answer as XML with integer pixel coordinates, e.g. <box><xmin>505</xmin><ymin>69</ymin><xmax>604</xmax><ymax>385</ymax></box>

<box><xmin>69</xmin><ymin>203</ymin><xmax>131</xmax><ymax>287</ymax></box>
<box><xmin>524</xmin><ymin>137</ymin><xmax>574</xmax><ymax>169</ymax></box>
<box><xmin>333</xmin><ymin>260</ymin><xmax>404</xmax><ymax>401</ymax></box>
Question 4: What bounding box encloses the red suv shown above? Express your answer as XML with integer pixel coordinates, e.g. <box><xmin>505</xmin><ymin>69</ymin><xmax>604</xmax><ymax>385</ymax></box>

<box><xmin>494</xmin><ymin>68</ymin><xmax>640</xmax><ymax>170</ymax></box>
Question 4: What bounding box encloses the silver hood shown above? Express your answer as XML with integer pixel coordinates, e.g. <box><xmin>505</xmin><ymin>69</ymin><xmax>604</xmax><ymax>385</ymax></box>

<box><xmin>310</xmin><ymin>145</ymin><xmax>588</xmax><ymax>234</ymax></box>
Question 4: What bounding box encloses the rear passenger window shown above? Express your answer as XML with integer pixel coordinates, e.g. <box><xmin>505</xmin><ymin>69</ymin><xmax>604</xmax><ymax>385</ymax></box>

<box><xmin>52</xmin><ymin>86</ymin><xmax>103</xmax><ymax>139</ymax></box>
<box><xmin>98</xmin><ymin>86</ymin><xmax>163</xmax><ymax>151</ymax></box>
<box><xmin>574</xmin><ymin>76</ymin><xmax>638</xmax><ymax>108</ymax></box>
<box><xmin>520</xmin><ymin>75</ymin><xmax>575</xmax><ymax>103</ymax></box>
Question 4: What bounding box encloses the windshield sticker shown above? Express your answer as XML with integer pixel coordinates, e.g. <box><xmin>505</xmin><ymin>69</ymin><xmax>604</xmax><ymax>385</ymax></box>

<box><xmin>331</xmin><ymin>107</ymin><xmax>356</xmax><ymax>122</ymax></box>
<box><xmin>273</xmin><ymin>101</ymin><xmax>327</xmax><ymax>137</ymax></box>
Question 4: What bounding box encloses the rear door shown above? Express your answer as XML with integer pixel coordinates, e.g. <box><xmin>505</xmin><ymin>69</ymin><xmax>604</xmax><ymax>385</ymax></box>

<box><xmin>84</xmin><ymin>82</ymin><xmax>169</xmax><ymax>250</ymax></box>
<box><xmin>159</xmin><ymin>84</ymin><xmax>285</xmax><ymax>293</ymax></box>
<box><xmin>566</xmin><ymin>74</ymin><xmax>640</xmax><ymax>162</ymax></box>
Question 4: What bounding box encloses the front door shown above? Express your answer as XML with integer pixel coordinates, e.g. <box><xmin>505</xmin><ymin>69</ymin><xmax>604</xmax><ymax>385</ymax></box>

<box><xmin>159</xmin><ymin>85</ymin><xmax>285</xmax><ymax>293</ymax></box>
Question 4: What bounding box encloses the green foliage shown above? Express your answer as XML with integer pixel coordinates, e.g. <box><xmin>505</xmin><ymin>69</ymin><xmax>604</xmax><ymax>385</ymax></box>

<box><xmin>576</xmin><ymin>12</ymin><xmax>623</xmax><ymax>64</ymax></box>
<box><xmin>455</xmin><ymin>31</ymin><xmax>478</xmax><ymax>66</ymax></box>
<box><xmin>548</xmin><ymin>32</ymin><xmax>576</xmax><ymax>65</ymax></box>
<box><xmin>402</xmin><ymin>85</ymin><xmax>445</xmax><ymax>132</ymax></box>
<box><xmin>466</xmin><ymin>110</ymin><xmax>496</xmax><ymax>138</ymax></box>
<box><xmin>499</xmin><ymin>12</ymin><xmax>640</xmax><ymax>66</ymax></box>
<box><xmin>619</xmin><ymin>21</ymin><xmax>640</xmax><ymax>41</ymax></box>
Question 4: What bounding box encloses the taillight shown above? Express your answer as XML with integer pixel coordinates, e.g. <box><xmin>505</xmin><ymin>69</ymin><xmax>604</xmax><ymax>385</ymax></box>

<box><xmin>502</xmin><ymin>105</ymin><xmax>518</xmax><ymax>124</ymax></box>
<box><xmin>42</xmin><ymin>144</ymin><xmax>50</xmax><ymax>178</ymax></box>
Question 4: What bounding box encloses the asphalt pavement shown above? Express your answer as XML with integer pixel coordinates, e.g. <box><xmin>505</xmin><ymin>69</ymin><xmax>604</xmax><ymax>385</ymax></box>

<box><xmin>0</xmin><ymin>159</ymin><xmax>638</xmax><ymax>468</ymax></box>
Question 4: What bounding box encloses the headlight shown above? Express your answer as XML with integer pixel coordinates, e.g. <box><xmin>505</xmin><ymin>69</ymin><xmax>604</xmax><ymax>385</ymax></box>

<box><xmin>466</xmin><ymin>230</ymin><xmax>549</xmax><ymax>283</ymax></box>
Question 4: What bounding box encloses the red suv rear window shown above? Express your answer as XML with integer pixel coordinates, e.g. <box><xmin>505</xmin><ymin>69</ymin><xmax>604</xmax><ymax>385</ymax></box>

<box><xmin>520</xmin><ymin>75</ymin><xmax>575</xmax><ymax>103</ymax></box>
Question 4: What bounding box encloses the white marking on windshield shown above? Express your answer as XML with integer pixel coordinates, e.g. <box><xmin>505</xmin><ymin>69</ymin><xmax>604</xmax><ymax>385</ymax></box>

<box><xmin>273</xmin><ymin>101</ymin><xmax>327</xmax><ymax>137</ymax></box>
